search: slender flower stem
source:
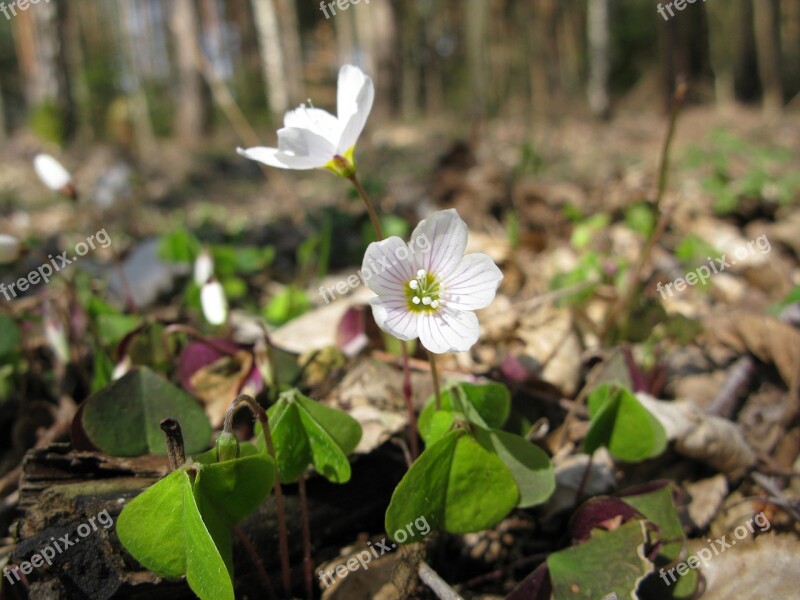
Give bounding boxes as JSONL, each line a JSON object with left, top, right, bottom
{"left": 348, "top": 173, "right": 384, "bottom": 240}
{"left": 160, "top": 419, "right": 186, "bottom": 471}
{"left": 347, "top": 174, "right": 419, "bottom": 458}
{"left": 234, "top": 525, "right": 277, "bottom": 600}
{"left": 298, "top": 475, "right": 313, "bottom": 599}
{"left": 233, "top": 394, "right": 292, "bottom": 595}
{"left": 428, "top": 351, "right": 442, "bottom": 411}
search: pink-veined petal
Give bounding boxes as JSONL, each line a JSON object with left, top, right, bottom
{"left": 369, "top": 295, "right": 419, "bottom": 342}
{"left": 362, "top": 237, "right": 416, "bottom": 296}
{"left": 337, "top": 75, "right": 374, "bottom": 153}
{"left": 236, "top": 146, "right": 317, "bottom": 170}
{"left": 410, "top": 209, "right": 468, "bottom": 279}
{"left": 442, "top": 253, "right": 503, "bottom": 310}
{"left": 283, "top": 106, "right": 341, "bottom": 147}
{"left": 418, "top": 308, "right": 480, "bottom": 354}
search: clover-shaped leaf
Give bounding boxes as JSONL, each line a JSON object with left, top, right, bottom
{"left": 79, "top": 367, "right": 212, "bottom": 456}
{"left": 258, "top": 390, "right": 361, "bottom": 483}
{"left": 418, "top": 382, "right": 510, "bottom": 443}
{"left": 117, "top": 443, "right": 274, "bottom": 599}
{"left": 385, "top": 429, "right": 519, "bottom": 542}
{"left": 585, "top": 383, "right": 667, "bottom": 462}
{"left": 116, "top": 469, "right": 234, "bottom": 600}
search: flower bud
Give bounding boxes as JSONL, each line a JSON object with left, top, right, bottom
{"left": 201, "top": 279, "right": 228, "bottom": 325}
{"left": 215, "top": 431, "right": 240, "bottom": 462}
{"left": 34, "top": 154, "right": 77, "bottom": 199}
{"left": 193, "top": 248, "right": 214, "bottom": 286}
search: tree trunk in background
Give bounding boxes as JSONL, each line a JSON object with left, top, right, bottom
{"left": 465, "top": 0, "right": 489, "bottom": 121}
{"left": 13, "top": 0, "right": 73, "bottom": 140}
{"left": 753, "top": 0, "right": 783, "bottom": 117}
{"left": 275, "top": 0, "right": 304, "bottom": 104}
{"left": 779, "top": 0, "right": 800, "bottom": 99}
{"left": 706, "top": 0, "right": 743, "bottom": 107}
{"left": 0, "top": 79, "right": 6, "bottom": 139}
{"left": 400, "top": 0, "right": 421, "bottom": 119}
{"left": 587, "top": 0, "right": 611, "bottom": 118}
{"left": 63, "top": 1, "right": 92, "bottom": 142}
{"left": 251, "top": 0, "right": 290, "bottom": 118}
{"left": 171, "top": 0, "right": 207, "bottom": 145}
{"left": 354, "top": 0, "right": 397, "bottom": 117}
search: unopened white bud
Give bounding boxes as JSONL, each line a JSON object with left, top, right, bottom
{"left": 201, "top": 280, "right": 228, "bottom": 325}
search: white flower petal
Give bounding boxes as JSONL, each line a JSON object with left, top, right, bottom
{"left": 193, "top": 250, "right": 214, "bottom": 286}
{"left": 418, "top": 308, "right": 480, "bottom": 354}
{"left": 362, "top": 237, "right": 416, "bottom": 296}
{"left": 277, "top": 127, "right": 337, "bottom": 161}
{"left": 443, "top": 253, "right": 503, "bottom": 310}
{"left": 369, "top": 295, "right": 419, "bottom": 341}
{"left": 337, "top": 74, "right": 374, "bottom": 153}
{"left": 236, "top": 146, "right": 312, "bottom": 170}
{"left": 284, "top": 106, "right": 341, "bottom": 147}
{"left": 410, "top": 209, "right": 468, "bottom": 279}
{"left": 0, "top": 234, "right": 21, "bottom": 264}
{"left": 337, "top": 65, "right": 371, "bottom": 121}
{"left": 201, "top": 281, "right": 228, "bottom": 325}
{"left": 34, "top": 154, "right": 72, "bottom": 191}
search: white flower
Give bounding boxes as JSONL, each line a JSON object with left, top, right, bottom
{"left": 362, "top": 209, "right": 503, "bottom": 354}
{"left": 201, "top": 279, "right": 228, "bottom": 326}
{"left": 0, "top": 234, "right": 21, "bottom": 264}
{"left": 33, "top": 154, "right": 76, "bottom": 197}
{"left": 193, "top": 249, "right": 214, "bottom": 286}
{"left": 237, "top": 64, "right": 374, "bottom": 178}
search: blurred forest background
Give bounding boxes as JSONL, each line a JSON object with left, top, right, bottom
{"left": 0, "top": 0, "right": 798, "bottom": 152}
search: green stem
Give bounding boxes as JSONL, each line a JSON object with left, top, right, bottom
{"left": 348, "top": 173, "right": 384, "bottom": 240}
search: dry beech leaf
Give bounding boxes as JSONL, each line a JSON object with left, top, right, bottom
{"left": 189, "top": 350, "right": 253, "bottom": 427}
{"left": 635, "top": 393, "right": 756, "bottom": 474}
{"left": 707, "top": 313, "right": 800, "bottom": 393}
{"left": 694, "top": 534, "right": 800, "bottom": 600}
{"left": 685, "top": 474, "right": 728, "bottom": 530}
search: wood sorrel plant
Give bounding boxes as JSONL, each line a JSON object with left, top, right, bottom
{"left": 117, "top": 407, "right": 275, "bottom": 600}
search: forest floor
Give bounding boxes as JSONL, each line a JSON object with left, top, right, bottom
{"left": 0, "top": 103, "right": 799, "bottom": 599}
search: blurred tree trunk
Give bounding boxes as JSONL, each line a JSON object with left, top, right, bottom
{"left": 465, "top": 0, "right": 489, "bottom": 121}
{"left": 63, "top": 1, "right": 92, "bottom": 142}
{"left": 753, "top": 0, "right": 783, "bottom": 116}
{"left": 13, "top": 1, "right": 73, "bottom": 141}
{"left": 275, "top": 0, "right": 304, "bottom": 104}
{"left": 706, "top": 0, "right": 744, "bottom": 107}
{"left": 251, "top": 0, "right": 290, "bottom": 118}
{"left": 399, "top": 0, "right": 421, "bottom": 119}
{"left": 354, "top": 0, "right": 397, "bottom": 117}
{"left": 0, "top": 79, "right": 6, "bottom": 139}
{"left": 780, "top": 0, "right": 799, "bottom": 98}
{"left": 171, "top": 0, "right": 208, "bottom": 145}
{"left": 587, "top": 0, "right": 610, "bottom": 118}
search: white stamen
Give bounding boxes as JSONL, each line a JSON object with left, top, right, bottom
{"left": 431, "top": 300, "right": 439, "bottom": 309}
{"left": 417, "top": 269, "right": 426, "bottom": 278}
{"left": 412, "top": 297, "right": 421, "bottom": 304}
{"left": 409, "top": 280, "right": 419, "bottom": 290}
{"left": 422, "top": 297, "right": 432, "bottom": 305}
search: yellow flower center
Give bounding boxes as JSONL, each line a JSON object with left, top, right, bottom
{"left": 406, "top": 269, "right": 444, "bottom": 313}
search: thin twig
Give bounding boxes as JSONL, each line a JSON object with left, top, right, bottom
{"left": 418, "top": 562, "right": 464, "bottom": 600}
{"left": 159, "top": 419, "right": 186, "bottom": 472}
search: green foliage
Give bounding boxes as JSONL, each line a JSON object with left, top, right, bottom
{"left": 79, "top": 367, "right": 212, "bottom": 456}
{"left": 117, "top": 443, "right": 274, "bottom": 600}
{"left": 257, "top": 389, "right": 362, "bottom": 484}
{"left": 387, "top": 382, "right": 555, "bottom": 540}
{"left": 29, "top": 101, "right": 66, "bottom": 146}
{"left": 264, "top": 286, "right": 311, "bottom": 326}
{"left": 624, "top": 203, "right": 656, "bottom": 236}
{"left": 585, "top": 383, "right": 666, "bottom": 462}
{"left": 0, "top": 314, "right": 20, "bottom": 358}
{"left": 686, "top": 130, "right": 800, "bottom": 214}
{"left": 547, "top": 519, "right": 653, "bottom": 599}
